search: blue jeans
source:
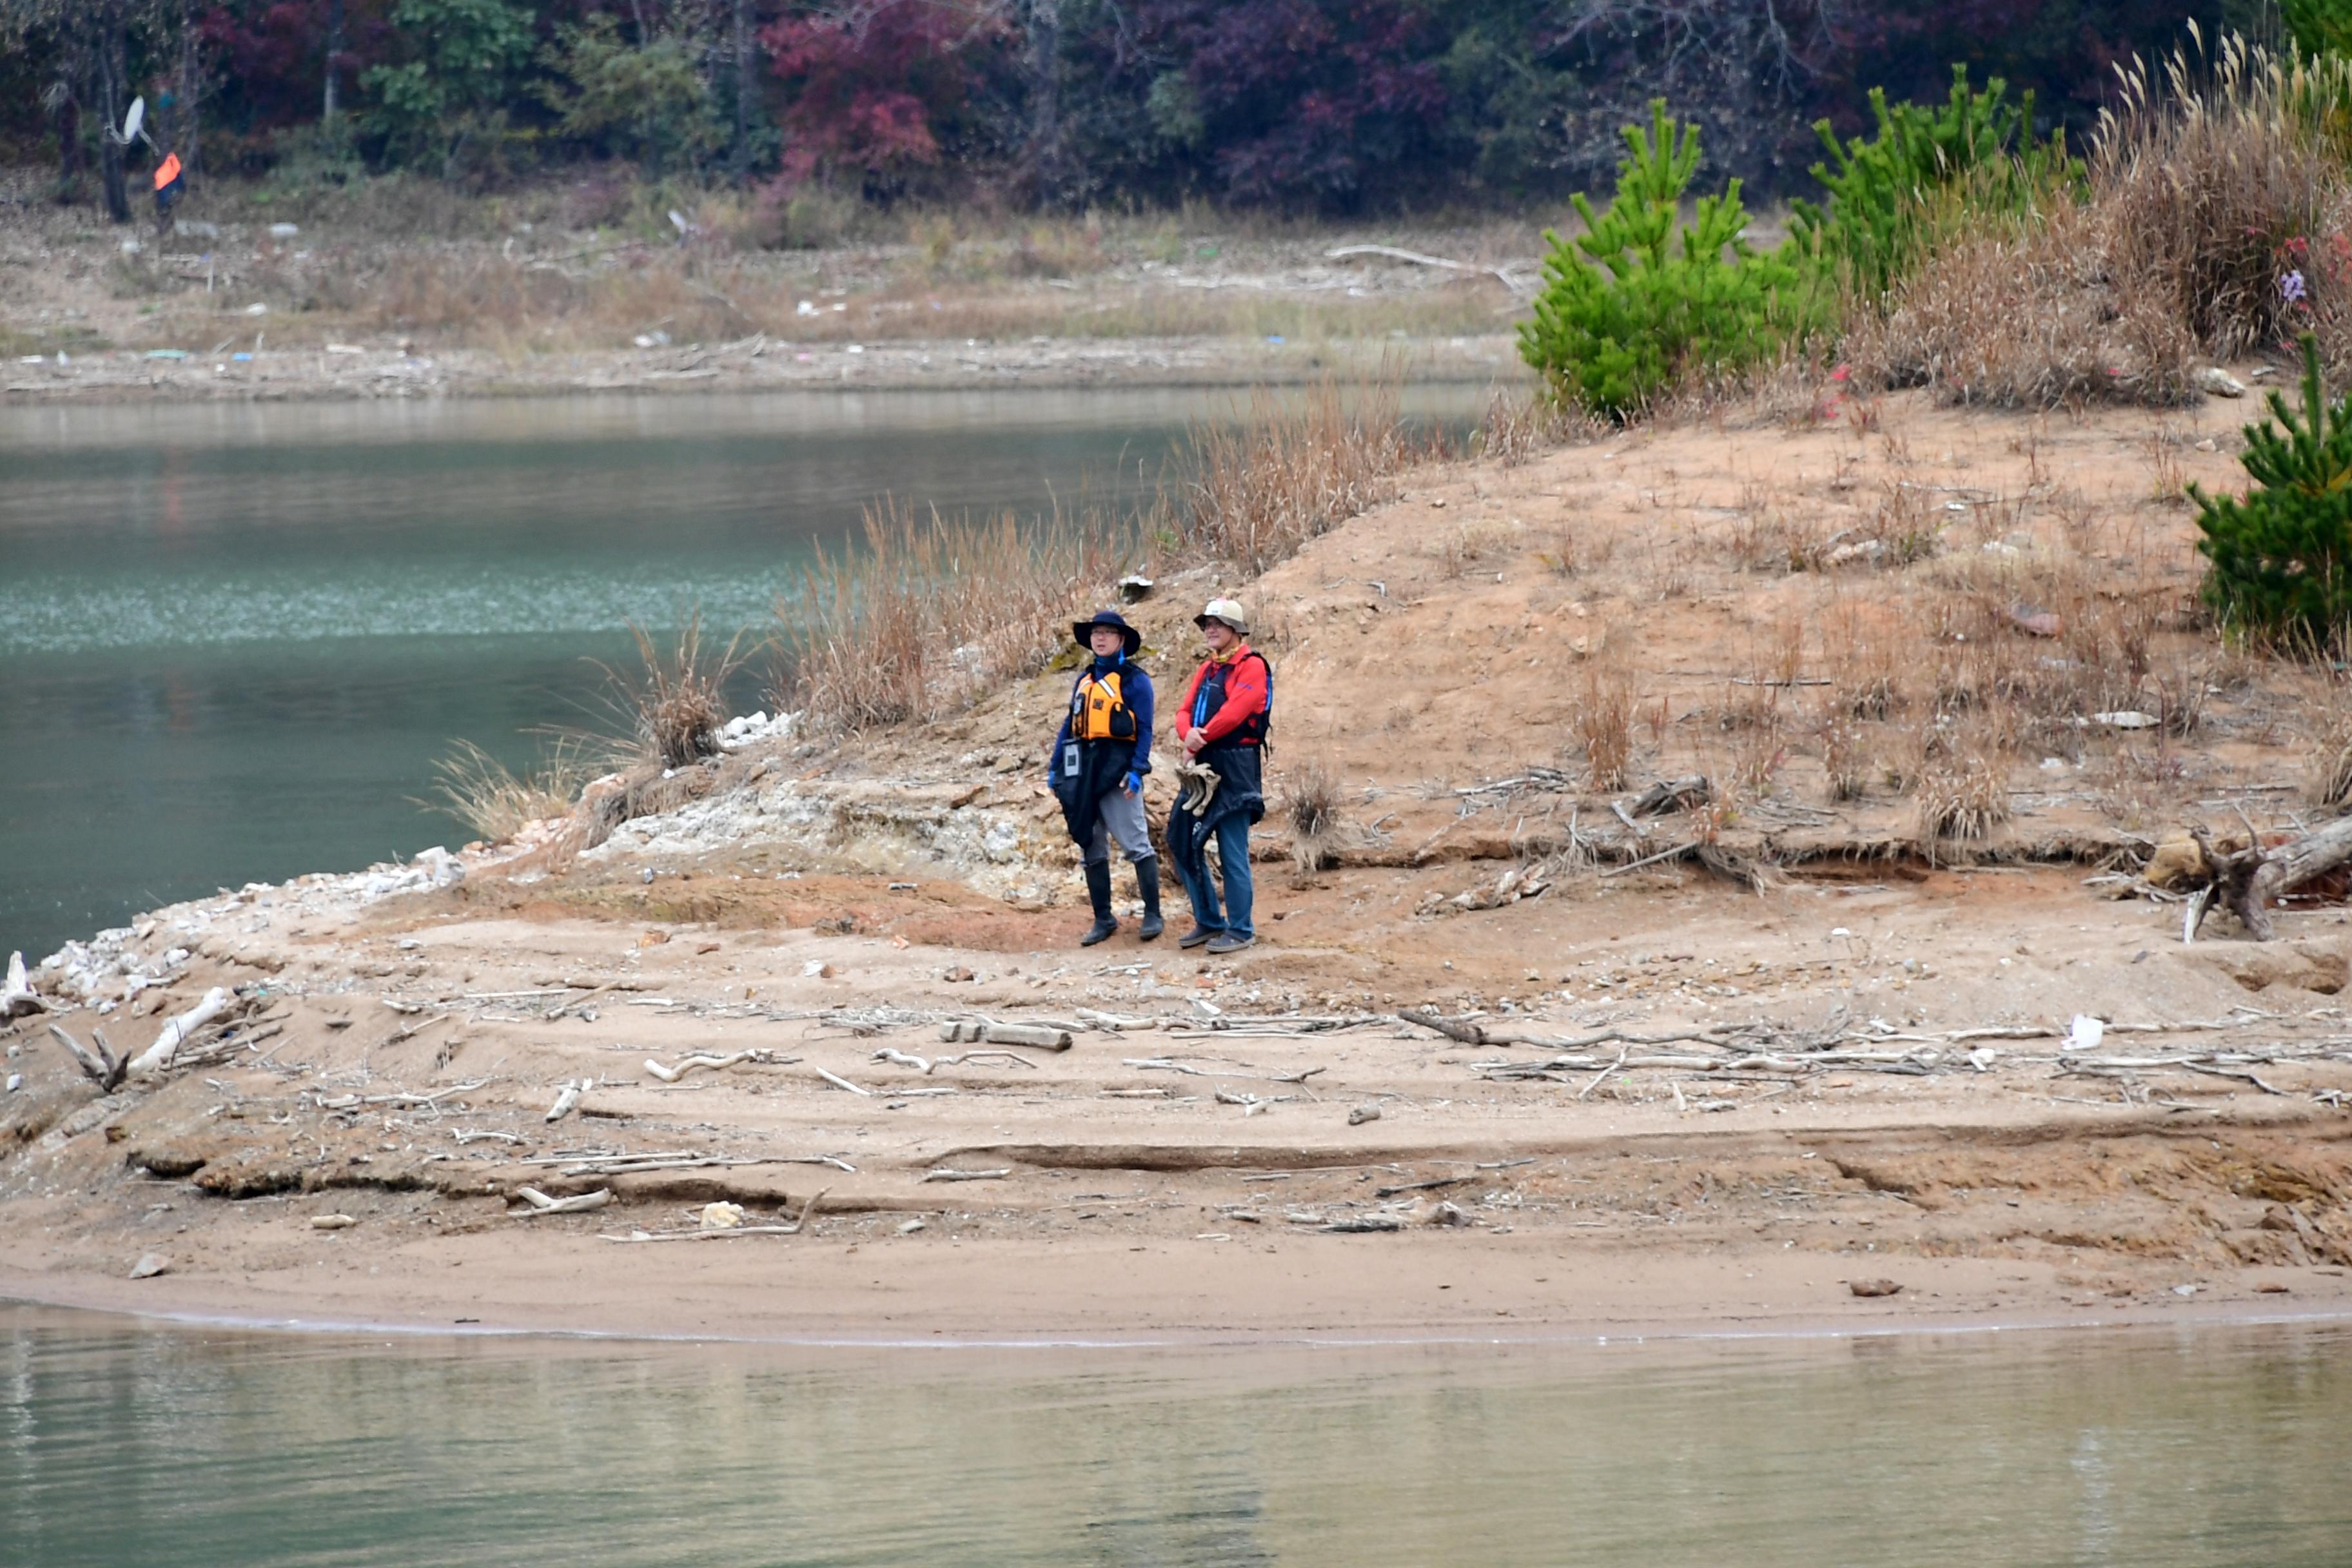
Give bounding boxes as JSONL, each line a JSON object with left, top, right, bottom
{"left": 1175, "top": 812, "right": 1253, "bottom": 938}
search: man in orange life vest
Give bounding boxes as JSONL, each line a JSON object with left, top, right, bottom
{"left": 1169, "top": 598, "right": 1270, "bottom": 955}
{"left": 153, "top": 151, "right": 184, "bottom": 232}
{"left": 1047, "top": 609, "right": 1164, "bottom": 946}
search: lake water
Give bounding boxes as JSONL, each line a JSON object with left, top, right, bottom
{"left": 0, "top": 387, "right": 1473, "bottom": 961}
{"left": 2, "top": 1306, "right": 2348, "bottom": 1566}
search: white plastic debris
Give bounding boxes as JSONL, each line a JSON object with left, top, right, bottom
{"left": 2068, "top": 1015, "right": 2105, "bottom": 1053}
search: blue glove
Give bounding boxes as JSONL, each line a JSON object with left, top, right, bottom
{"left": 1122, "top": 771, "right": 1142, "bottom": 795}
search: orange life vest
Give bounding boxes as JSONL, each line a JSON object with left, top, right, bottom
{"left": 1070, "top": 669, "right": 1137, "bottom": 742}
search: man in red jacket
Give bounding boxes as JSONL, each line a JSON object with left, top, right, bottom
{"left": 1169, "top": 598, "right": 1271, "bottom": 954}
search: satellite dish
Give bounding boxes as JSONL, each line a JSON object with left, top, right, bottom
{"left": 121, "top": 96, "right": 144, "bottom": 146}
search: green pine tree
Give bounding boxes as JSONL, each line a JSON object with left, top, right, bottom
{"left": 2192, "top": 334, "right": 2352, "bottom": 643}
{"left": 1516, "top": 102, "right": 1827, "bottom": 420}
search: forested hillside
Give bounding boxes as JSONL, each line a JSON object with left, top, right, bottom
{"left": 3, "top": 1, "right": 2215, "bottom": 222}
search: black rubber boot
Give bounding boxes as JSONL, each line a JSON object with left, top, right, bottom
{"left": 1080, "top": 860, "right": 1119, "bottom": 946}
{"left": 1133, "top": 856, "right": 1166, "bottom": 940}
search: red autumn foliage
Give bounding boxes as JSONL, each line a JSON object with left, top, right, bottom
{"left": 758, "top": 0, "right": 1008, "bottom": 186}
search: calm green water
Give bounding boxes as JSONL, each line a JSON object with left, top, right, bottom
{"left": 1, "top": 1308, "right": 2348, "bottom": 1566}
{"left": 0, "top": 388, "right": 1472, "bottom": 961}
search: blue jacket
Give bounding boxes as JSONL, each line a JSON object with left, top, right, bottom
{"left": 1049, "top": 652, "right": 1153, "bottom": 784}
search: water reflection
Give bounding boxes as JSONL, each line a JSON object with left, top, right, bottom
{"left": 1, "top": 1309, "right": 2348, "bottom": 1567}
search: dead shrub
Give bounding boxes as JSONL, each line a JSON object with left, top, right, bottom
{"left": 1574, "top": 662, "right": 1636, "bottom": 792}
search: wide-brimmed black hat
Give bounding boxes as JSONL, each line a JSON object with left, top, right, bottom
{"left": 1073, "top": 607, "right": 1142, "bottom": 656}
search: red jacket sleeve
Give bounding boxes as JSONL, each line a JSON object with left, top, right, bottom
{"left": 1195, "top": 654, "right": 1268, "bottom": 745}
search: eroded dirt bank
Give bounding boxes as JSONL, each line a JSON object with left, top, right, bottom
{"left": 9, "top": 385, "right": 2352, "bottom": 1340}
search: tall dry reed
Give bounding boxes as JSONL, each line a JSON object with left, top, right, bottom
{"left": 1181, "top": 375, "right": 1443, "bottom": 575}
{"left": 1850, "top": 30, "right": 2352, "bottom": 406}
{"left": 779, "top": 500, "right": 1128, "bottom": 732}
{"left": 2097, "top": 28, "right": 2352, "bottom": 366}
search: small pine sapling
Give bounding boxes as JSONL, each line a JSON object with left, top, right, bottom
{"left": 1788, "top": 65, "right": 2081, "bottom": 305}
{"left": 1517, "top": 102, "right": 1826, "bottom": 419}
{"left": 2191, "top": 334, "right": 2352, "bottom": 643}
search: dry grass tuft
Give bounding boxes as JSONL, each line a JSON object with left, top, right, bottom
{"left": 1819, "top": 600, "right": 1906, "bottom": 719}
{"left": 1279, "top": 756, "right": 1347, "bottom": 873}
{"left": 1574, "top": 662, "right": 1637, "bottom": 792}
{"left": 1720, "top": 685, "right": 1788, "bottom": 794}
{"left": 1727, "top": 486, "right": 1830, "bottom": 573}
{"left": 1812, "top": 699, "right": 1870, "bottom": 801}
{"left": 1434, "top": 516, "right": 1519, "bottom": 577}
{"left": 780, "top": 500, "right": 1126, "bottom": 732}
{"left": 2309, "top": 674, "right": 2352, "bottom": 808}
{"left": 1853, "top": 34, "right": 2352, "bottom": 407}
{"left": 1914, "top": 731, "right": 2011, "bottom": 858}
{"left": 426, "top": 740, "right": 595, "bottom": 843}
{"left": 609, "top": 616, "right": 743, "bottom": 770}
{"left": 1475, "top": 387, "right": 1597, "bottom": 466}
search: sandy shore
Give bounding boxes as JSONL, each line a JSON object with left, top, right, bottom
{"left": 6, "top": 868, "right": 2350, "bottom": 1344}
{"left": 9, "top": 381, "right": 2352, "bottom": 1341}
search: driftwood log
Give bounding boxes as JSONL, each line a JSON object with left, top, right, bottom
{"left": 3, "top": 952, "right": 44, "bottom": 1019}
{"left": 2190, "top": 819, "right": 2352, "bottom": 941}
{"left": 48, "top": 1023, "right": 129, "bottom": 1090}
{"left": 127, "top": 986, "right": 233, "bottom": 1078}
